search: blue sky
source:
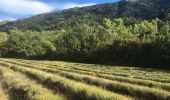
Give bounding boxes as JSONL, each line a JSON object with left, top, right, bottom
{"left": 0, "top": 0, "right": 120, "bottom": 21}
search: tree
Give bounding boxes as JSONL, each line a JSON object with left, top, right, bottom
{"left": 0, "top": 32, "right": 8, "bottom": 57}
{"left": 0, "top": 32, "right": 8, "bottom": 44}
{"left": 7, "top": 29, "right": 56, "bottom": 57}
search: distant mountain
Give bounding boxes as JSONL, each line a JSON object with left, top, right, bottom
{"left": 0, "top": 0, "right": 170, "bottom": 31}
{"left": 0, "top": 20, "right": 10, "bottom": 26}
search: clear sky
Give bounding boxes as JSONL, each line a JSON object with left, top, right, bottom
{"left": 0, "top": 0, "right": 120, "bottom": 21}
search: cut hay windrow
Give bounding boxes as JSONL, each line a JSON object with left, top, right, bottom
{"left": 15, "top": 58, "right": 170, "bottom": 84}
{"left": 1, "top": 63, "right": 133, "bottom": 100}
{"left": 0, "top": 66, "right": 65, "bottom": 100}
{"left": 13, "top": 58, "right": 170, "bottom": 83}
{"left": 1, "top": 59, "right": 170, "bottom": 93}
{"left": 0, "top": 84, "right": 8, "bottom": 100}
{"left": 1, "top": 61, "right": 170, "bottom": 100}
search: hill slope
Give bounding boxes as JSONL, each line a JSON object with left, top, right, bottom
{"left": 0, "top": 20, "right": 10, "bottom": 26}
{"left": 0, "top": 0, "right": 170, "bottom": 31}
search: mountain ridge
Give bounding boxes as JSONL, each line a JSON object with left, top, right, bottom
{"left": 0, "top": 20, "right": 10, "bottom": 25}
{"left": 0, "top": 0, "right": 170, "bottom": 31}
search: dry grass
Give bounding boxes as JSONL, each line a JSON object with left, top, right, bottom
{"left": 0, "top": 58, "right": 170, "bottom": 100}
{"left": 0, "top": 87, "right": 8, "bottom": 100}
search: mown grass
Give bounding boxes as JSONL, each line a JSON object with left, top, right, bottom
{"left": 2, "top": 59, "right": 170, "bottom": 92}
{"left": 19, "top": 59, "right": 170, "bottom": 83}
{"left": 0, "top": 58, "right": 170, "bottom": 100}
{"left": 1, "top": 62, "right": 133, "bottom": 100}
{"left": 12, "top": 58, "right": 170, "bottom": 84}
{"left": 32, "top": 63, "right": 170, "bottom": 92}
{"left": 0, "top": 66, "right": 65, "bottom": 100}
{"left": 0, "top": 85, "right": 8, "bottom": 100}
{"left": 1, "top": 61, "right": 170, "bottom": 100}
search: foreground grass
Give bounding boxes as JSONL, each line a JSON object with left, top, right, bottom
{"left": 0, "top": 85, "right": 8, "bottom": 100}
{"left": 1, "top": 61, "right": 170, "bottom": 100}
{"left": 0, "top": 66, "right": 65, "bottom": 100}
{"left": 2, "top": 62, "right": 133, "bottom": 100}
{"left": 2, "top": 59, "right": 170, "bottom": 92}
{"left": 19, "top": 59, "right": 170, "bottom": 83}
{"left": 29, "top": 62, "right": 170, "bottom": 92}
{"left": 0, "top": 58, "right": 170, "bottom": 100}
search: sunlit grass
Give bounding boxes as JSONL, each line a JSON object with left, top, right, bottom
{"left": 0, "top": 58, "right": 170, "bottom": 100}
{"left": 2, "top": 63, "right": 133, "bottom": 100}
{"left": 0, "top": 86, "right": 8, "bottom": 100}
{"left": 12, "top": 58, "right": 170, "bottom": 83}
{"left": 2, "top": 59, "right": 170, "bottom": 92}
{"left": 1, "top": 60, "right": 170, "bottom": 100}
{"left": 0, "top": 66, "right": 65, "bottom": 100}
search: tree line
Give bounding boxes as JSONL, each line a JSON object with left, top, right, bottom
{"left": 0, "top": 15, "right": 170, "bottom": 69}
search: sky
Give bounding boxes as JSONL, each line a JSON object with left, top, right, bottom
{"left": 0, "top": 0, "right": 120, "bottom": 21}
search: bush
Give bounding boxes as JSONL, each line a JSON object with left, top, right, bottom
{"left": 7, "top": 29, "right": 56, "bottom": 58}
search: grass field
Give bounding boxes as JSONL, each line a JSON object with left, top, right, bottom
{"left": 0, "top": 58, "right": 170, "bottom": 100}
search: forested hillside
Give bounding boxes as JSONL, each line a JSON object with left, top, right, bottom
{"left": 0, "top": 0, "right": 170, "bottom": 69}
{"left": 0, "top": 20, "right": 10, "bottom": 26}
{"left": 0, "top": 0, "right": 170, "bottom": 31}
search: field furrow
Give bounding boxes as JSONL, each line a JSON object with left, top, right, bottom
{"left": 0, "top": 66, "right": 65, "bottom": 100}
{"left": 13, "top": 59, "right": 170, "bottom": 83}
{"left": 0, "top": 58, "right": 170, "bottom": 100}
{"left": 1, "top": 60, "right": 170, "bottom": 100}
{"left": 1, "top": 59, "right": 170, "bottom": 93}
{"left": 0, "top": 62, "right": 133, "bottom": 100}
{"left": 0, "top": 85, "right": 8, "bottom": 100}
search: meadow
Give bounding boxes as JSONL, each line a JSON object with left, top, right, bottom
{"left": 0, "top": 58, "right": 170, "bottom": 100}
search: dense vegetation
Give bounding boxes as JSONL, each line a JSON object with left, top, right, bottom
{"left": 0, "top": 0, "right": 170, "bottom": 69}
{"left": 0, "top": 58, "right": 170, "bottom": 100}
{"left": 1, "top": 16, "right": 170, "bottom": 69}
